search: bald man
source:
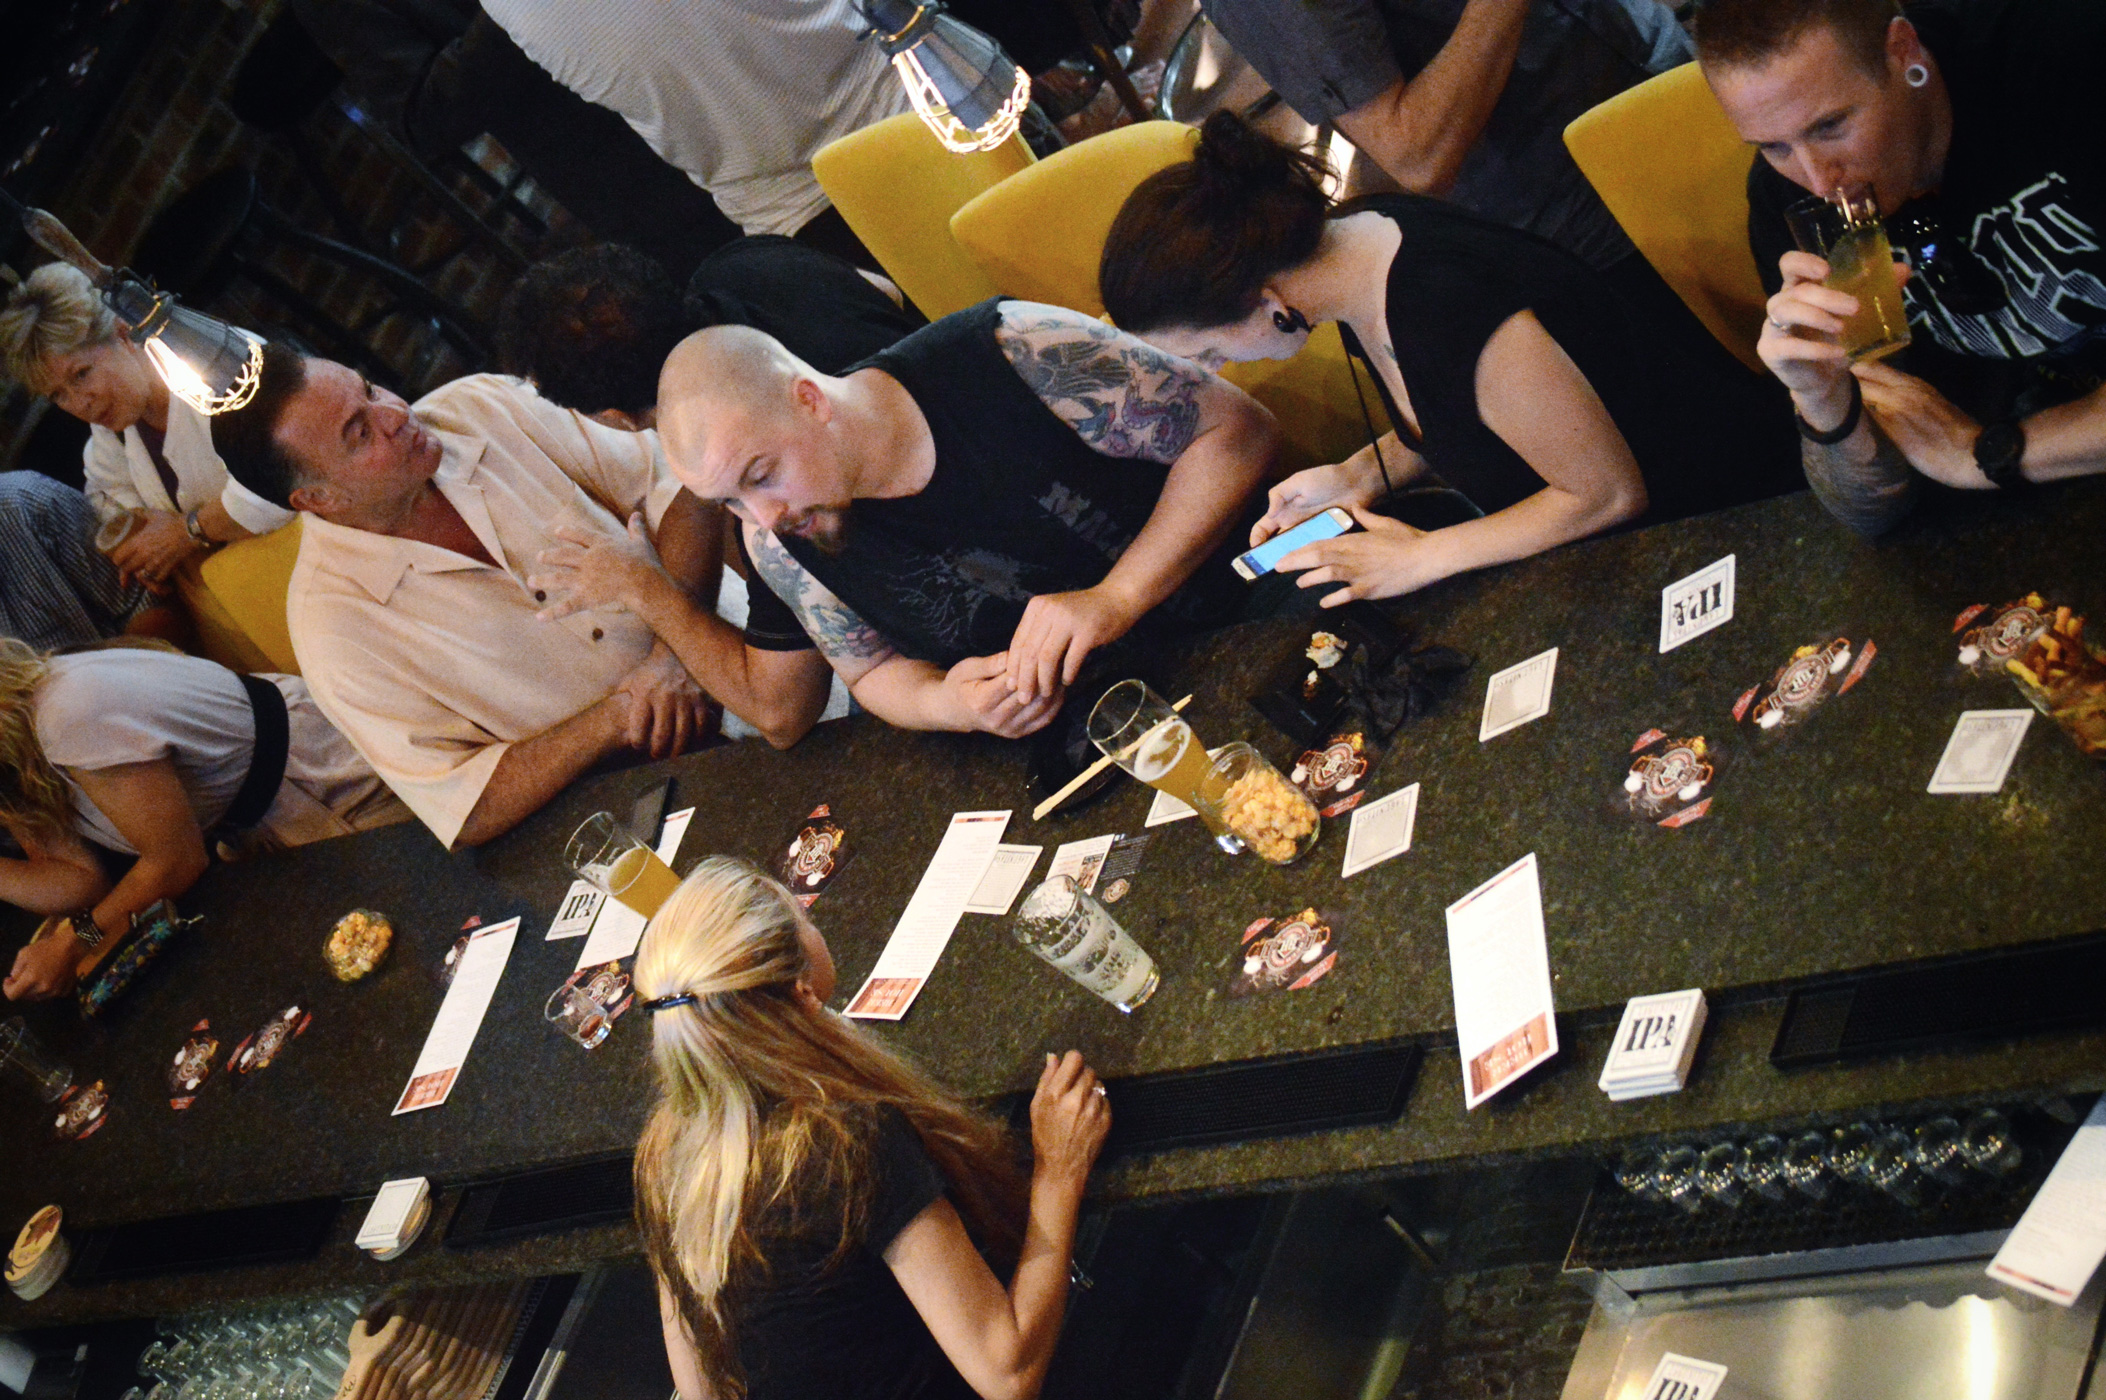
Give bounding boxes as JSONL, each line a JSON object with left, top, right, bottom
{"left": 538, "top": 299, "right": 1280, "bottom": 739}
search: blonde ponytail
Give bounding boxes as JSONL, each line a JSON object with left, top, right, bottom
{"left": 632, "top": 857, "right": 1025, "bottom": 1399}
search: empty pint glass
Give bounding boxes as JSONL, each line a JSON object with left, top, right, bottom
{"left": 565, "top": 812, "right": 680, "bottom": 918}
{"left": 1087, "top": 680, "right": 1241, "bottom": 852}
{"left": 1786, "top": 184, "right": 1911, "bottom": 362}
{"left": 1012, "top": 875, "right": 1159, "bottom": 1012}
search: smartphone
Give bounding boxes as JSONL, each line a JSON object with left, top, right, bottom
{"left": 1233, "top": 507, "right": 1358, "bottom": 581}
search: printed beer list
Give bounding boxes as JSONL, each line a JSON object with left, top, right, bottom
{"left": 846, "top": 811, "right": 1011, "bottom": 1021}
{"left": 1444, "top": 853, "right": 1560, "bottom": 1109}
{"left": 393, "top": 917, "right": 518, "bottom": 1115}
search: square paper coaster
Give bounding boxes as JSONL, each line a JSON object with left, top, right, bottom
{"left": 1928, "top": 709, "right": 2034, "bottom": 793}
{"left": 1342, "top": 784, "right": 1419, "bottom": 878}
{"left": 1480, "top": 648, "right": 1558, "bottom": 742}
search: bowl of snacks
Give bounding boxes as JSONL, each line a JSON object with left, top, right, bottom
{"left": 1199, "top": 742, "right": 1321, "bottom": 865}
{"left": 325, "top": 909, "right": 394, "bottom": 982}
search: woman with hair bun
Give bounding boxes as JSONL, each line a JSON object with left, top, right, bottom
{"left": 633, "top": 856, "right": 1109, "bottom": 1400}
{"left": 1101, "top": 112, "right": 1793, "bottom": 606}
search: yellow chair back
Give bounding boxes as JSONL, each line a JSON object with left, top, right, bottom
{"left": 1219, "top": 325, "right": 1388, "bottom": 474}
{"left": 198, "top": 517, "right": 304, "bottom": 675}
{"left": 1565, "top": 62, "right": 1769, "bottom": 374}
{"left": 811, "top": 113, "right": 1035, "bottom": 321}
{"left": 950, "top": 120, "right": 1200, "bottom": 317}
{"left": 950, "top": 122, "right": 1384, "bottom": 472}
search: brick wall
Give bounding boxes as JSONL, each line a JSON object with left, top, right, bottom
{"left": 3, "top": 0, "right": 583, "bottom": 476}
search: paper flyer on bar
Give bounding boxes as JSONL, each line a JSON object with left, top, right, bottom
{"left": 392, "top": 917, "right": 519, "bottom": 1115}
{"left": 1988, "top": 1096, "right": 2106, "bottom": 1304}
{"left": 1445, "top": 852, "right": 1559, "bottom": 1109}
{"left": 846, "top": 810, "right": 1011, "bottom": 1021}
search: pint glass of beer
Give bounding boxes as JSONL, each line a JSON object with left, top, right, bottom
{"left": 1086, "top": 680, "right": 1242, "bottom": 852}
{"left": 1786, "top": 184, "right": 1911, "bottom": 363}
{"left": 1013, "top": 874, "right": 1159, "bottom": 1012}
{"left": 565, "top": 811, "right": 680, "bottom": 917}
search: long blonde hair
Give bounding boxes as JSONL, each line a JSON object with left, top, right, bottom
{"left": 633, "top": 857, "right": 1026, "bottom": 1399}
{"left": 0, "top": 640, "right": 70, "bottom": 842}
{"left": 0, "top": 263, "right": 118, "bottom": 396}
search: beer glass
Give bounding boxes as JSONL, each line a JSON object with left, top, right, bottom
{"left": 1012, "top": 874, "right": 1160, "bottom": 1012}
{"left": 1786, "top": 184, "right": 1911, "bottom": 362}
{"left": 0, "top": 1016, "right": 73, "bottom": 1103}
{"left": 93, "top": 508, "right": 146, "bottom": 557}
{"left": 564, "top": 812, "right": 679, "bottom": 918}
{"left": 1087, "top": 680, "right": 1240, "bottom": 851}
{"left": 545, "top": 981, "right": 617, "bottom": 1049}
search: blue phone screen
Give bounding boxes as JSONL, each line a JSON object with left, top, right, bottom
{"left": 1238, "top": 512, "right": 1350, "bottom": 576}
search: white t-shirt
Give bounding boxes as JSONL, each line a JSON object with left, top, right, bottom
{"left": 33, "top": 650, "right": 405, "bottom": 853}
{"left": 479, "top": 0, "right": 910, "bottom": 236}
{"left": 82, "top": 397, "right": 295, "bottom": 537}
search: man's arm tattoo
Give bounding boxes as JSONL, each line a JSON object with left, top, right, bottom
{"left": 1802, "top": 423, "right": 1919, "bottom": 538}
{"left": 746, "top": 527, "right": 894, "bottom": 665}
{"left": 995, "top": 305, "right": 1208, "bottom": 462}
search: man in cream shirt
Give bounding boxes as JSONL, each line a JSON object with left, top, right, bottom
{"left": 211, "top": 344, "right": 718, "bottom": 848}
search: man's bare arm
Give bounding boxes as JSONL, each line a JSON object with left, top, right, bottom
{"left": 994, "top": 302, "right": 1280, "bottom": 698}
{"left": 452, "top": 697, "right": 629, "bottom": 848}
{"left": 1333, "top": 0, "right": 1532, "bottom": 197}
{"left": 650, "top": 488, "right": 724, "bottom": 612}
{"left": 1795, "top": 376, "right": 1920, "bottom": 537}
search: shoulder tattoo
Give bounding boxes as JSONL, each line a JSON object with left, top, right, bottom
{"left": 995, "top": 305, "right": 1207, "bottom": 462}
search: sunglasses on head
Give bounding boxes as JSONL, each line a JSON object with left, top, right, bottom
{"left": 1885, "top": 206, "right": 2009, "bottom": 318}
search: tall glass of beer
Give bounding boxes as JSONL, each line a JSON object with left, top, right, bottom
{"left": 1786, "top": 184, "right": 1911, "bottom": 363}
{"left": 1086, "top": 680, "right": 1243, "bottom": 853}
{"left": 565, "top": 811, "right": 680, "bottom": 918}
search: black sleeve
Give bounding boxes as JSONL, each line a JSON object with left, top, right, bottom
{"left": 1747, "top": 158, "right": 1797, "bottom": 299}
{"left": 866, "top": 1109, "right": 948, "bottom": 1252}
{"left": 736, "top": 529, "right": 818, "bottom": 653}
{"left": 684, "top": 236, "right": 925, "bottom": 376}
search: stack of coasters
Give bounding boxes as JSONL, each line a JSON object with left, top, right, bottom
{"left": 356, "top": 1177, "right": 432, "bottom": 1261}
{"left": 1599, "top": 989, "right": 1706, "bottom": 1101}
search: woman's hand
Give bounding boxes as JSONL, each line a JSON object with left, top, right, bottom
{"left": 4, "top": 926, "right": 84, "bottom": 1001}
{"left": 1276, "top": 504, "right": 1445, "bottom": 606}
{"left": 109, "top": 510, "right": 203, "bottom": 590}
{"left": 1251, "top": 455, "right": 1388, "bottom": 545}
{"left": 1030, "top": 1050, "right": 1110, "bottom": 1189}
{"left": 530, "top": 513, "right": 666, "bottom": 620}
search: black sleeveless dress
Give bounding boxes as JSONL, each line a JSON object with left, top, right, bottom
{"left": 1343, "top": 193, "right": 1763, "bottom": 525}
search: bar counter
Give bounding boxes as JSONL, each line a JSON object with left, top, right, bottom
{"left": 5, "top": 480, "right": 2102, "bottom": 1326}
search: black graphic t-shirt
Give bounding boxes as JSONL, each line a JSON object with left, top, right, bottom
{"left": 745, "top": 300, "right": 1247, "bottom": 668}
{"left": 1750, "top": 0, "right": 2106, "bottom": 420}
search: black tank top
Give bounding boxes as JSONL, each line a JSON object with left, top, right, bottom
{"left": 1342, "top": 194, "right": 1728, "bottom": 525}
{"left": 776, "top": 299, "right": 1241, "bottom": 667}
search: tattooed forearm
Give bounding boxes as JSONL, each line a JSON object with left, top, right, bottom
{"left": 1802, "top": 422, "right": 1919, "bottom": 538}
{"left": 746, "top": 527, "right": 894, "bottom": 664}
{"left": 996, "top": 303, "right": 1208, "bottom": 462}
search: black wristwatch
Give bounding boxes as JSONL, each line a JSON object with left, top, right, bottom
{"left": 1973, "top": 418, "right": 2027, "bottom": 488}
{"left": 69, "top": 907, "right": 107, "bottom": 949}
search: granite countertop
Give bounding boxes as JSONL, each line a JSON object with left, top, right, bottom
{"left": 3, "top": 480, "right": 2101, "bottom": 1325}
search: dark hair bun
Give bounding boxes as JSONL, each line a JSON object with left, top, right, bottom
{"left": 1190, "top": 110, "right": 1327, "bottom": 206}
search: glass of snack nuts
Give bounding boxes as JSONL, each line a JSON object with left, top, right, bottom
{"left": 1197, "top": 743, "right": 1321, "bottom": 865}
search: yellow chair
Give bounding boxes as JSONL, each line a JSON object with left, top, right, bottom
{"left": 949, "top": 122, "right": 1385, "bottom": 471}
{"left": 1218, "top": 324, "right": 1389, "bottom": 474}
{"left": 197, "top": 517, "right": 305, "bottom": 675}
{"left": 950, "top": 120, "right": 1200, "bottom": 317}
{"left": 1564, "top": 62, "right": 1769, "bottom": 374}
{"left": 811, "top": 113, "right": 1035, "bottom": 321}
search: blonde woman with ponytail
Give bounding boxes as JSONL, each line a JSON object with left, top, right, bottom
{"left": 633, "top": 857, "right": 1110, "bottom": 1400}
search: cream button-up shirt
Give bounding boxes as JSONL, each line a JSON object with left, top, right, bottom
{"left": 286, "top": 374, "right": 682, "bottom": 848}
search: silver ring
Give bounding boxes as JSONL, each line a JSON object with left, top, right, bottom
{"left": 1767, "top": 314, "right": 1790, "bottom": 332}
{"left": 1093, "top": 1085, "right": 1107, "bottom": 1098}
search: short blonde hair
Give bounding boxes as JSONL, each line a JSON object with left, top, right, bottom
{"left": 0, "top": 263, "right": 118, "bottom": 396}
